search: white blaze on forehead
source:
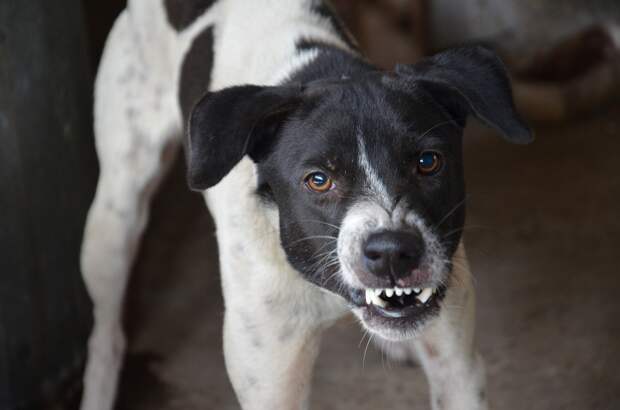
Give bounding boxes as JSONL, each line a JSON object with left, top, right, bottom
{"left": 357, "top": 129, "right": 391, "bottom": 208}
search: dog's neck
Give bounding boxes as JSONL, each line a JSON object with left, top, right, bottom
{"left": 284, "top": 41, "right": 376, "bottom": 86}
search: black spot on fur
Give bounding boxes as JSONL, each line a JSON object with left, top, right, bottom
{"left": 246, "top": 376, "right": 258, "bottom": 388}
{"left": 238, "top": 311, "right": 263, "bottom": 349}
{"left": 179, "top": 25, "right": 214, "bottom": 125}
{"left": 251, "top": 336, "right": 262, "bottom": 349}
{"left": 126, "top": 107, "right": 138, "bottom": 120}
{"left": 279, "top": 321, "right": 297, "bottom": 342}
{"left": 165, "top": 0, "right": 216, "bottom": 31}
{"left": 436, "top": 394, "right": 445, "bottom": 409}
{"left": 232, "top": 243, "right": 245, "bottom": 253}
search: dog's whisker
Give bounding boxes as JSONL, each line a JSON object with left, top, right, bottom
{"left": 362, "top": 333, "right": 375, "bottom": 369}
{"left": 379, "top": 339, "right": 387, "bottom": 373}
{"left": 433, "top": 195, "right": 470, "bottom": 230}
{"left": 290, "top": 235, "right": 338, "bottom": 245}
{"left": 442, "top": 303, "right": 465, "bottom": 311}
{"left": 358, "top": 329, "right": 369, "bottom": 349}
{"left": 309, "top": 249, "right": 339, "bottom": 271}
{"left": 311, "top": 246, "right": 338, "bottom": 257}
{"left": 309, "top": 250, "right": 338, "bottom": 267}
{"left": 309, "top": 240, "right": 336, "bottom": 258}
{"left": 416, "top": 120, "right": 458, "bottom": 140}
{"left": 299, "top": 219, "right": 341, "bottom": 231}
{"left": 441, "top": 224, "right": 491, "bottom": 241}
{"left": 320, "top": 270, "right": 341, "bottom": 288}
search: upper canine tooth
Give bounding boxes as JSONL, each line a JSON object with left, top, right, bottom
{"left": 370, "top": 293, "right": 387, "bottom": 307}
{"left": 365, "top": 289, "right": 372, "bottom": 304}
{"left": 417, "top": 288, "right": 433, "bottom": 304}
{"left": 384, "top": 288, "right": 394, "bottom": 297}
{"left": 394, "top": 287, "right": 403, "bottom": 296}
{"left": 404, "top": 288, "right": 413, "bottom": 295}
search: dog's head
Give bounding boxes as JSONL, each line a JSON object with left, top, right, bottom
{"left": 187, "top": 46, "right": 532, "bottom": 340}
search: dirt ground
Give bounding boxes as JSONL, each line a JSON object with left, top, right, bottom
{"left": 112, "top": 100, "right": 620, "bottom": 410}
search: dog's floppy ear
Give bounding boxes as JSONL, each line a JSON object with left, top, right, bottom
{"left": 186, "top": 85, "right": 302, "bottom": 191}
{"left": 396, "top": 46, "right": 533, "bottom": 144}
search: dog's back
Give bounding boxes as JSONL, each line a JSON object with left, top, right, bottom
{"left": 104, "top": 0, "right": 352, "bottom": 127}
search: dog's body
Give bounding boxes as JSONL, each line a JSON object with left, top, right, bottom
{"left": 81, "top": 1, "right": 531, "bottom": 409}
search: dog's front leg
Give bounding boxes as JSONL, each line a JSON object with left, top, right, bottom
{"left": 224, "top": 308, "right": 323, "bottom": 410}
{"left": 219, "top": 258, "right": 344, "bottom": 410}
{"left": 414, "top": 256, "right": 488, "bottom": 410}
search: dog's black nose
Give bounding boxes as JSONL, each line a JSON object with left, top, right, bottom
{"left": 363, "top": 230, "right": 425, "bottom": 280}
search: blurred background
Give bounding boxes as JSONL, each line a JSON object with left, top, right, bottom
{"left": 1, "top": 0, "right": 619, "bottom": 409}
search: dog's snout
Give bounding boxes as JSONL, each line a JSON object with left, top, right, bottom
{"left": 363, "top": 231, "right": 424, "bottom": 280}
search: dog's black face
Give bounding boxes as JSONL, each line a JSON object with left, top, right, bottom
{"left": 187, "top": 46, "right": 532, "bottom": 339}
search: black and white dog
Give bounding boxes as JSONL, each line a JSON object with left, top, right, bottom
{"left": 80, "top": 0, "right": 532, "bottom": 409}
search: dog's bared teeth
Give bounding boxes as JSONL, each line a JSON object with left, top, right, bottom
{"left": 394, "top": 287, "right": 403, "bottom": 296}
{"left": 416, "top": 288, "right": 433, "bottom": 304}
{"left": 384, "top": 288, "right": 394, "bottom": 298}
{"left": 374, "top": 295, "right": 387, "bottom": 307}
{"left": 365, "top": 289, "right": 387, "bottom": 307}
{"left": 370, "top": 291, "right": 386, "bottom": 307}
{"left": 403, "top": 288, "right": 413, "bottom": 295}
{"left": 413, "top": 287, "right": 421, "bottom": 293}
{"left": 374, "top": 289, "right": 382, "bottom": 296}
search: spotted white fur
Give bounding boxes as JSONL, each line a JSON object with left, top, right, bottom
{"left": 80, "top": 1, "right": 487, "bottom": 409}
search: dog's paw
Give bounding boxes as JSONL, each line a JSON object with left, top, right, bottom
{"left": 373, "top": 337, "right": 420, "bottom": 367}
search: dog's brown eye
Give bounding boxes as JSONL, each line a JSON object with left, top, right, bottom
{"left": 305, "top": 172, "right": 333, "bottom": 193}
{"left": 417, "top": 151, "right": 442, "bottom": 175}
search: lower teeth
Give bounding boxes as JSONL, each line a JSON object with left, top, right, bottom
{"left": 365, "top": 287, "right": 436, "bottom": 308}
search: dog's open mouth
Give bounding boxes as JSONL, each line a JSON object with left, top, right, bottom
{"left": 362, "top": 286, "right": 446, "bottom": 318}
{"left": 349, "top": 285, "right": 447, "bottom": 333}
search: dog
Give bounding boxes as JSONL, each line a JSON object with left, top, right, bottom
{"left": 79, "top": 1, "right": 532, "bottom": 409}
